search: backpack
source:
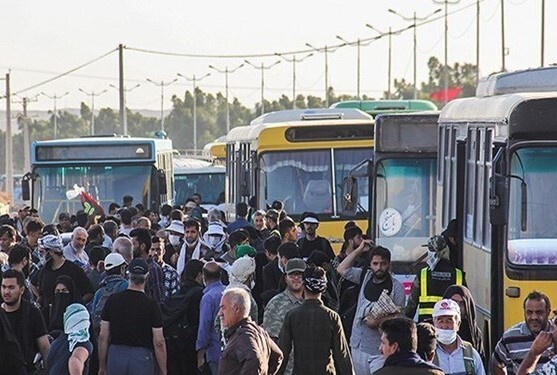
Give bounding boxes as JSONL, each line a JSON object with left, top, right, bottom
{"left": 92, "top": 279, "right": 127, "bottom": 336}
{"left": 338, "top": 267, "right": 368, "bottom": 340}
{"left": 161, "top": 287, "right": 200, "bottom": 346}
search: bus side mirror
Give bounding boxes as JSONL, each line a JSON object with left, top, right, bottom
{"left": 22, "top": 173, "right": 31, "bottom": 201}
{"left": 158, "top": 169, "right": 167, "bottom": 195}
{"left": 490, "top": 173, "right": 508, "bottom": 225}
{"left": 341, "top": 176, "right": 358, "bottom": 217}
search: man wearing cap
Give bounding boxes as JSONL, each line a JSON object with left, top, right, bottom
{"left": 432, "top": 299, "right": 485, "bottom": 375}
{"left": 203, "top": 221, "right": 229, "bottom": 259}
{"left": 406, "top": 235, "right": 467, "bottom": 322}
{"left": 31, "top": 234, "right": 94, "bottom": 309}
{"left": 90, "top": 252, "right": 128, "bottom": 335}
{"left": 278, "top": 264, "right": 353, "bottom": 374}
{"left": 164, "top": 219, "right": 185, "bottom": 268}
{"left": 262, "top": 258, "right": 306, "bottom": 375}
{"left": 297, "top": 212, "right": 335, "bottom": 260}
{"left": 98, "top": 258, "right": 167, "bottom": 375}
{"left": 13, "top": 205, "right": 30, "bottom": 236}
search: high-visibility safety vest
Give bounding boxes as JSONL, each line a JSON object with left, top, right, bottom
{"left": 417, "top": 266, "right": 463, "bottom": 321}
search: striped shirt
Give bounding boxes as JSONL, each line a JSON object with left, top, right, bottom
{"left": 493, "top": 321, "right": 553, "bottom": 373}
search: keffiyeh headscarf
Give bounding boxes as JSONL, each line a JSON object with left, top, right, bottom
{"left": 303, "top": 275, "right": 328, "bottom": 294}
{"left": 63, "top": 303, "right": 90, "bottom": 352}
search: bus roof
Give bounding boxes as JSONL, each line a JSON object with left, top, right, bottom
{"left": 32, "top": 136, "right": 173, "bottom": 150}
{"left": 249, "top": 108, "right": 371, "bottom": 125}
{"left": 439, "top": 91, "right": 557, "bottom": 123}
{"left": 226, "top": 109, "right": 373, "bottom": 143}
{"left": 476, "top": 66, "right": 557, "bottom": 97}
{"left": 330, "top": 100, "right": 438, "bottom": 115}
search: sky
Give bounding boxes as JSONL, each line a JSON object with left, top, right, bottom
{"left": 0, "top": 0, "right": 555, "bottom": 114}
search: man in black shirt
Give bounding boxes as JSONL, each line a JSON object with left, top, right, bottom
{"left": 98, "top": 258, "right": 167, "bottom": 375}
{"left": 1, "top": 269, "right": 50, "bottom": 374}
{"left": 296, "top": 212, "right": 335, "bottom": 260}
{"left": 30, "top": 234, "right": 94, "bottom": 309}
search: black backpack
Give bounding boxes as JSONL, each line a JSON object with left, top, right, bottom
{"left": 161, "top": 287, "right": 200, "bottom": 345}
{"left": 338, "top": 268, "right": 368, "bottom": 340}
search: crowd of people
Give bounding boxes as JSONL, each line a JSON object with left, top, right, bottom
{"left": 0, "top": 196, "right": 556, "bottom": 375}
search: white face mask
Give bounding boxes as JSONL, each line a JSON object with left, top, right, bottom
{"left": 168, "top": 234, "right": 181, "bottom": 247}
{"left": 435, "top": 328, "right": 457, "bottom": 345}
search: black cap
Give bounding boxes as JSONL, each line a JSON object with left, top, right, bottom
{"left": 128, "top": 258, "right": 149, "bottom": 275}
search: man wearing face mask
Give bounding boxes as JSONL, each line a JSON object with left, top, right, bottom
{"left": 432, "top": 299, "right": 485, "bottom": 375}
{"left": 203, "top": 222, "right": 229, "bottom": 260}
{"left": 226, "top": 256, "right": 259, "bottom": 322}
{"left": 164, "top": 220, "right": 185, "bottom": 268}
{"left": 406, "top": 235, "right": 467, "bottom": 322}
{"left": 175, "top": 219, "right": 210, "bottom": 275}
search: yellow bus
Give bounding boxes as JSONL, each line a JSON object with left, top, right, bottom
{"left": 203, "top": 136, "right": 227, "bottom": 165}
{"left": 436, "top": 66, "right": 557, "bottom": 352}
{"left": 225, "top": 109, "right": 374, "bottom": 248}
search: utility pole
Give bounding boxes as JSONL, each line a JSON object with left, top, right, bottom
{"left": 41, "top": 91, "right": 69, "bottom": 139}
{"left": 336, "top": 36, "right": 364, "bottom": 99}
{"left": 244, "top": 60, "right": 281, "bottom": 116}
{"left": 388, "top": 8, "right": 441, "bottom": 99}
{"left": 79, "top": 88, "right": 108, "bottom": 135}
{"left": 306, "top": 43, "right": 335, "bottom": 107}
{"left": 146, "top": 78, "right": 178, "bottom": 131}
{"left": 209, "top": 63, "right": 244, "bottom": 133}
{"left": 2, "top": 73, "right": 13, "bottom": 204}
{"left": 275, "top": 53, "right": 313, "bottom": 109}
{"left": 432, "top": 0, "right": 461, "bottom": 103}
{"left": 118, "top": 44, "right": 127, "bottom": 135}
{"left": 110, "top": 83, "right": 140, "bottom": 134}
{"left": 13, "top": 95, "right": 38, "bottom": 172}
{"left": 177, "top": 72, "right": 211, "bottom": 151}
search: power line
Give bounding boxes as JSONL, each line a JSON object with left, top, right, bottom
{"left": 13, "top": 47, "right": 117, "bottom": 96}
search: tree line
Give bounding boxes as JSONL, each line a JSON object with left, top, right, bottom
{"left": 0, "top": 57, "right": 478, "bottom": 175}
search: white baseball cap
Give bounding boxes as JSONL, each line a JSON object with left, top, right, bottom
{"left": 104, "top": 253, "right": 126, "bottom": 271}
{"left": 432, "top": 299, "right": 461, "bottom": 318}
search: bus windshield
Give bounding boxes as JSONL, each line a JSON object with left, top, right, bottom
{"left": 174, "top": 172, "right": 225, "bottom": 207}
{"left": 33, "top": 164, "right": 152, "bottom": 223}
{"left": 508, "top": 147, "right": 557, "bottom": 265}
{"left": 375, "top": 158, "right": 437, "bottom": 264}
{"left": 259, "top": 149, "right": 371, "bottom": 218}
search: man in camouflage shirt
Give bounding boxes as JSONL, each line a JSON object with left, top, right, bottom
{"left": 262, "top": 258, "right": 306, "bottom": 375}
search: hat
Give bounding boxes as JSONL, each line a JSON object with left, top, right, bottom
{"left": 104, "top": 253, "right": 126, "bottom": 271}
{"left": 285, "top": 258, "right": 307, "bottom": 274}
{"left": 165, "top": 220, "right": 185, "bottom": 235}
{"left": 301, "top": 214, "right": 319, "bottom": 224}
{"left": 228, "top": 229, "right": 249, "bottom": 246}
{"left": 230, "top": 256, "right": 256, "bottom": 283}
{"left": 17, "top": 204, "right": 30, "bottom": 212}
{"left": 128, "top": 258, "right": 149, "bottom": 275}
{"left": 38, "top": 234, "right": 63, "bottom": 253}
{"left": 432, "top": 299, "right": 461, "bottom": 318}
{"left": 58, "top": 212, "right": 71, "bottom": 221}
{"left": 205, "top": 222, "right": 225, "bottom": 236}
{"left": 235, "top": 244, "right": 257, "bottom": 258}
